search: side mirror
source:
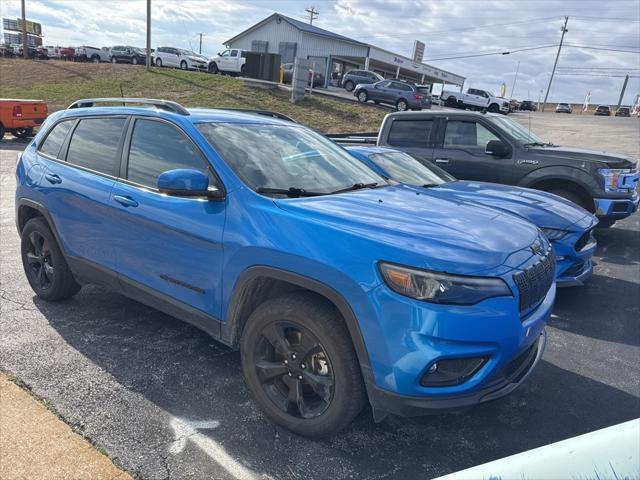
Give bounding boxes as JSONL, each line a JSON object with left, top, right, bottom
{"left": 485, "top": 140, "right": 510, "bottom": 157}
{"left": 217, "top": 52, "right": 222, "bottom": 56}
{"left": 157, "top": 169, "right": 223, "bottom": 199}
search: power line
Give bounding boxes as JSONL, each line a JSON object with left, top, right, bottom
{"left": 423, "top": 44, "right": 558, "bottom": 61}
{"left": 564, "top": 44, "right": 640, "bottom": 53}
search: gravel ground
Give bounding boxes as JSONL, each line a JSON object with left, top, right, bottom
{"left": 1, "top": 113, "right": 639, "bottom": 480}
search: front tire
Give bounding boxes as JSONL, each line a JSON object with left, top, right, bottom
{"left": 357, "top": 90, "right": 368, "bottom": 103}
{"left": 488, "top": 103, "right": 500, "bottom": 113}
{"left": 20, "top": 218, "right": 80, "bottom": 301}
{"left": 445, "top": 96, "right": 457, "bottom": 108}
{"left": 208, "top": 62, "right": 219, "bottom": 74}
{"left": 180, "top": 60, "right": 187, "bottom": 70}
{"left": 240, "top": 292, "right": 366, "bottom": 438}
{"left": 111, "top": 57, "right": 117, "bottom": 64}
{"left": 547, "top": 188, "right": 593, "bottom": 212}
{"left": 344, "top": 80, "right": 355, "bottom": 92}
{"left": 91, "top": 55, "right": 100, "bottom": 63}
{"left": 154, "top": 57, "right": 162, "bottom": 67}
{"left": 132, "top": 57, "right": 138, "bottom": 65}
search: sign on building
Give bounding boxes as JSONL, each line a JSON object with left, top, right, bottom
{"left": 412, "top": 40, "right": 425, "bottom": 63}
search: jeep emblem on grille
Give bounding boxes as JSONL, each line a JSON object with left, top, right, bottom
{"left": 530, "top": 242, "right": 542, "bottom": 255}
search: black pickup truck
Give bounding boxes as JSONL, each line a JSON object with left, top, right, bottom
{"left": 332, "top": 111, "right": 639, "bottom": 227}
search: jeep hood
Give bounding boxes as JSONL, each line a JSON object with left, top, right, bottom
{"left": 529, "top": 146, "right": 637, "bottom": 169}
{"left": 274, "top": 185, "right": 540, "bottom": 274}
{"left": 423, "top": 181, "right": 596, "bottom": 231}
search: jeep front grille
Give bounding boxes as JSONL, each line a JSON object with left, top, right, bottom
{"left": 513, "top": 248, "right": 556, "bottom": 313}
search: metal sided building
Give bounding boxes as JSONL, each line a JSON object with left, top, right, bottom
{"left": 223, "top": 13, "right": 465, "bottom": 88}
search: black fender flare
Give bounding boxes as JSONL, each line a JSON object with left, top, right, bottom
{"left": 517, "top": 165, "right": 599, "bottom": 193}
{"left": 223, "top": 266, "right": 375, "bottom": 389}
{"left": 15, "top": 198, "right": 67, "bottom": 253}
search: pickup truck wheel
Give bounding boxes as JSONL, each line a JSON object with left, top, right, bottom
{"left": 13, "top": 127, "right": 33, "bottom": 139}
{"left": 21, "top": 218, "right": 80, "bottom": 301}
{"left": 240, "top": 64, "right": 246, "bottom": 75}
{"left": 344, "top": 80, "right": 355, "bottom": 92}
{"left": 0, "top": 124, "right": 5, "bottom": 141}
{"left": 241, "top": 292, "right": 366, "bottom": 438}
{"left": 488, "top": 103, "right": 500, "bottom": 113}
{"left": 180, "top": 60, "right": 187, "bottom": 70}
{"left": 208, "top": 62, "right": 218, "bottom": 74}
{"left": 132, "top": 57, "right": 138, "bottom": 65}
{"left": 547, "top": 188, "right": 592, "bottom": 212}
{"left": 111, "top": 57, "right": 117, "bottom": 64}
{"left": 155, "top": 58, "right": 162, "bottom": 67}
{"left": 445, "top": 96, "right": 457, "bottom": 108}
{"left": 91, "top": 55, "right": 100, "bottom": 63}
{"left": 357, "top": 91, "right": 368, "bottom": 103}
{"left": 396, "top": 99, "right": 408, "bottom": 111}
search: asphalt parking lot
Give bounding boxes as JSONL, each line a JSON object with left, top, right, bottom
{"left": 0, "top": 114, "right": 639, "bottom": 479}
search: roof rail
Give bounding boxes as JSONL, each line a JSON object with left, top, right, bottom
{"left": 67, "top": 98, "right": 190, "bottom": 115}
{"left": 219, "top": 108, "right": 297, "bottom": 123}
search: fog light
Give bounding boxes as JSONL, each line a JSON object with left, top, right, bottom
{"left": 420, "top": 357, "right": 487, "bottom": 387}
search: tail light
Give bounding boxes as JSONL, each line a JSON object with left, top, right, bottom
{"left": 413, "top": 93, "right": 424, "bottom": 99}
{"left": 12, "top": 106, "right": 23, "bottom": 117}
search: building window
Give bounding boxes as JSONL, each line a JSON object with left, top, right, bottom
{"left": 278, "top": 42, "right": 297, "bottom": 64}
{"left": 251, "top": 40, "right": 268, "bottom": 53}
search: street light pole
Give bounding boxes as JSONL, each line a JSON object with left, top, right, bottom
{"left": 21, "top": 0, "right": 28, "bottom": 60}
{"left": 542, "top": 16, "right": 568, "bottom": 111}
{"left": 145, "top": 0, "right": 151, "bottom": 71}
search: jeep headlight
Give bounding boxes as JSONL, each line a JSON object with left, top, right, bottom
{"left": 540, "top": 227, "right": 567, "bottom": 240}
{"left": 599, "top": 168, "right": 631, "bottom": 192}
{"left": 379, "top": 262, "right": 512, "bottom": 305}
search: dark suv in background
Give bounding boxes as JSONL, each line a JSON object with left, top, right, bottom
{"left": 354, "top": 79, "right": 432, "bottom": 111}
{"left": 341, "top": 70, "right": 384, "bottom": 92}
{"left": 110, "top": 46, "right": 146, "bottom": 65}
{"left": 520, "top": 100, "right": 537, "bottom": 111}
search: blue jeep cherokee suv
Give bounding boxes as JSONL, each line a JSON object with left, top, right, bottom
{"left": 16, "top": 98, "right": 555, "bottom": 437}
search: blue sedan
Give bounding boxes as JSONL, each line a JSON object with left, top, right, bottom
{"left": 347, "top": 146, "right": 598, "bottom": 286}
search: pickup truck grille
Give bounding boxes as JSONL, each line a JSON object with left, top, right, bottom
{"left": 513, "top": 248, "right": 555, "bottom": 313}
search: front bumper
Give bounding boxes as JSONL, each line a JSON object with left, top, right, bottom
{"left": 369, "top": 330, "right": 547, "bottom": 417}
{"left": 594, "top": 192, "right": 639, "bottom": 220}
{"left": 362, "top": 278, "right": 554, "bottom": 416}
{"left": 554, "top": 229, "right": 597, "bottom": 287}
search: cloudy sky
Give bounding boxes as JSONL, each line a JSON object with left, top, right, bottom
{"left": 2, "top": 0, "right": 639, "bottom": 104}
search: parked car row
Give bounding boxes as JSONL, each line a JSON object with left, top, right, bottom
{"left": 14, "top": 97, "right": 638, "bottom": 438}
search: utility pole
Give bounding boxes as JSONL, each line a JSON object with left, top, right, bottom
{"left": 197, "top": 33, "right": 205, "bottom": 54}
{"left": 145, "top": 0, "right": 151, "bottom": 71}
{"left": 21, "top": 0, "right": 28, "bottom": 59}
{"left": 510, "top": 60, "right": 520, "bottom": 99}
{"left": 617, "top": 74, "right": 629, "bottom": 109}
{"left": 542, "top": 16, "right": 568, "bottom": 111}
{"left": 305, "top": 7, "right": 319, "bottom": 25}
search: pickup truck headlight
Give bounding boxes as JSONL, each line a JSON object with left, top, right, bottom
{"left": 599, "top": 168, "right": 632, "bottom": 192}
{"left": 540, "top": 227, "right": 567, "bottom": 240}
{"left": 379, "top": 262, "right": 512, "bottom": 305}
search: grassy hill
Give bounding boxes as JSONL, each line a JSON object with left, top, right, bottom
{"left": 0, "top": 58, "right": 385, "bottom": 133}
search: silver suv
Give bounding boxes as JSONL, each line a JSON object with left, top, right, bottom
{"left": 354, "top": 79, "right": 432, "bottom": 111}
{"left": 341, "top": 70, "right": 383, "bottom": 92}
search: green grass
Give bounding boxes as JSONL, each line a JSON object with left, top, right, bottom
{"left": 0, "top": 58, "right": 385, "bottom": 133}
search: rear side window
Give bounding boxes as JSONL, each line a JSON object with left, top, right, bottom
{"left": 39, "top": 120, "right": 73, "bottom": 158}
{"left": 66, "top": 118, "right": 126, "bottom": 175}
{"left": 126, "top": 119, "right": 206, "bottom": 188}
{"left": 387, "top": 120, "right": 433, "bottom": 148}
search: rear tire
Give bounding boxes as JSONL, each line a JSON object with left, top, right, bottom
{"left": 155, "top": 57, "right": 162, "bottom": 67}
{"left": 344, "top": 80, "right": 355, "bottom": 92}
{"left": 20, "top": 218, "right": 80, "bottom": 301}
{"left": 111, "top": 57, "right": 117, "bottom": 64}
{"left": 132, "top": 57, "right": 138, "bottom": 65}
{"left": 208, "top": 62, "right": 218, "bottom": 74}
{"left": 91, "top": 55, "right": 100, "bottom": 63}
{"left": 445, "top": 96, "right": 457, "bottom": 107}
{"left": 0, "top": 123, "right": 5, "bottom": 141}
{"left": 240, "top": 292, "right": 366, "bottom": 438}
{"left": 13, "top": 127, "right": 33, "bottom": 138}
{"left": 396, "top": 98, "right": 408, "bottom": 111}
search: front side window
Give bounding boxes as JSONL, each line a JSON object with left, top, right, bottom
{"left": 39, "top": 120, "right": 73, "bottom": 158}
{"left": 443, "top": 120, "right": 500, "bottom": 154}
{"left": 487, "top": 116, "right": 545, "bottom": 145}
{"left": 66, "top": 118, "right": 126, "bottom": 175}
{"left": 387, "top": 120, "right": 433, "bottom": 148}
{"left": 127, "top": 119, "right": 207, "bottom": 188}
{"left": 221, "top": 50, "right": 230, "bottom": 57}
{"left": 369, "top": 151, "right": 453, "bottom": 186}
{"left": 197, "top": 123, "right": 384, "bottom": 194}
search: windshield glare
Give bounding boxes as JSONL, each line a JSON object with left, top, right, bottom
{"left": 370, "top": 151, "right": 453, "bottom": 186}
{"left": 197, "top": 123, "right": 385, "bottom": 194}
{"left": 487, "top": 116, "right": 546, "bottom": 145}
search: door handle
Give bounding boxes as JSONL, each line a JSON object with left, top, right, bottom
{"left": 435, "top": 158, "right": 450, "bottom": 164}
{"left": 113, "top": 195, "right": 139, "bottom": 208}
{"left": 44, "top": 173, "right": 62, "bottom": 184}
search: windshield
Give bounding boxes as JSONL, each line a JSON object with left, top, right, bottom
{"left": 197, "top": 123, "right": 385, "bottom": 195}
{"left": 179, "top": 49, "right": 197, "bottom": 56}
{"left": 369, "top": 151, "right": 454, "bottom": 186}
{"left": 487, "top": 115, "right": 547, "bottom": 145}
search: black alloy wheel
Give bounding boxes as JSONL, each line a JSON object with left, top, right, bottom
{"left": 254, "top": 321, "right": 334, "bottom": 419}
{"left": 13, "top": 127, "right": 33, "bottom": 138}
{"left": 25, "top": 230, "right": 54, "bottom": 291}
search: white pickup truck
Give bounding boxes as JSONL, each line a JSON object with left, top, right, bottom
{"left": 208, "top": 48, "right": 247, "bottom": 75}
{"left": 442, "top": 88, "right": 510, "bottom": 114}
{"left": 75, "top": 46, "right": 110, "bottom": 63}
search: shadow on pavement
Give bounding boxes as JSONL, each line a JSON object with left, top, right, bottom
{"left": 34, "top": 282, "right": 640, "bottom": 479}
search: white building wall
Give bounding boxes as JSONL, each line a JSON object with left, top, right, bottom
{"left": 226, "top": 19, "right": 303, "bottom": 53}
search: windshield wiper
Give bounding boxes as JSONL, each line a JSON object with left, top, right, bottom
{"left": 256, "top": 187, "right": 325, "bottom": 197}
{"left": 524, "top": 141, "right": 557, "bottom": 147}
{"left": 330, "top": 182, "right": 379, "bottom": 194}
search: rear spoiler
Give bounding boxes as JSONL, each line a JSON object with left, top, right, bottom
{"left": 326, "top": 132, "right": 378, "bottom": 145}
